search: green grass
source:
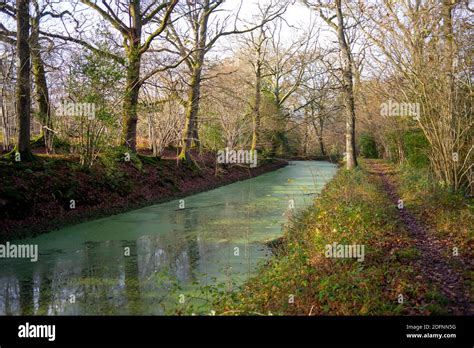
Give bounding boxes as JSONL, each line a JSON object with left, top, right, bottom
{"left": 216, "top": 161, "right": 453, "bottom": 315}
{"left": 397, "top": 164, "right": 473, "bottom": 252}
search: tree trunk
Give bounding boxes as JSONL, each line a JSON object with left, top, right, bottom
{"left": 121, "top": 50, "right": 141, "bottom": 151}
{"left": 312, "top": 108, "right": 326, "bottom": 157}
{"left": 147, "top": 114, "right": 157, "bottom": 156}
{"left": 16, "top": 0, "right": 33, "bottom": 161}
{"left": 251, "top": 59, "right": 262, "bottom": 153}
{"left": 319, "top": 135, "right": 326, "bottom": 156}
{"left": 192, "top": 122, "right": 200, "bottom": 151}
{"left": 318, "top": 114, "right": 326, "bottom": 156}
{"left": 178, "top": 1, "right": 211, "bottom": 161}
{"left": 442, "top": 0, "right": 456, "bottom": 191}
{"left": 31, "top": 14, "right": 53, "bottom": 153}
{"left": 121, "top": 1, "right": 142, "bottom": 152}
{"left": 179, "top": 65, "right": 202, "bottom": 160}
{"left": 302, "top": 124, "right": 309, "bottom": 156}
{"left": 1, "top": 94, "right": 10, "bottom": 151}
{"left": 335, "top": 0, "right": 357, "bottom": 169}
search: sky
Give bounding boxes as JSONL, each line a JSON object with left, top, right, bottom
{"left": 0, "top": 0, "right": 337, "bottom": 73}
{"left": 0, "top": 0, "right": 331, "bottom": 52}
{"left": 211, "top": 0, "right": 334, "bottom": 57}
{"left": 221, "top": 0, "right": 324, "bottom": 39}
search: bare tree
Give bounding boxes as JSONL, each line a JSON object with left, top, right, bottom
{"left": 141, "top": 73, "right": 184, "bottom": 156}
{"left": 41, "top": 0, "right": 179, "bottom": 151}
{"left": 0, "top": 1, "right": 67, "bottom": 153}
{"left": 0, "top": 45, "right": 15, "bottom": 151}
{"left": 202, "top": 59, "right": 252, "bottom": 149}
{"left": 300, "top": 64, "right": 338, "bottom": 156}
{"left": 261, "top": 16, "right": 319, "bottom": 155}
{"left": 31, "top": 0, "right": 56, "bottom": 152}
{"left": 238, "top": 1, "right": 286, "bottom": 152}
{"left": 164, "top": 0, "right": 285, "bottom": 160}
{"left": 15, "top": 0, "right": 33, "bottom": 160}
{"left": 305, "top": 0, "right": 358, "bottom": 169}
{"left": 354, "top": 0, "right": 472, "bottom": 191}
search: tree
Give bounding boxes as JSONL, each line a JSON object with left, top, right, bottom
{"left": 201, "top": 58, "right": 253, "bottom": 150}
{"left": 248, "top": 25, "right": 267, "bottom": 153}
{"left": 165, "top": 0, "right": 285, "bottom": 160}
{"left": 141, "top": 71, "right": 184, "bottom": 156}
{"left": 0, "top": 44, "right": 15, "bottom": 151}
{"left": 261, "top": 16, "right": 319, "bottom": 156}
{"left": 300, "top": 64, "right": 338, "bottom": 156}
{"left": 66, "top": 47, "right": 124, "bottom": 167}
{"left": 305, "top": 0, "right": 358, "bottom": 169}
{"left": 354, "top": 0, "right": 472, "bottom": 191}
{"left": 1, "top": 0, "right": 65, "bottom": 153}
{"left": 15, "top": 0, "right": 33, "bottom": 161}
{"left": 41, "top": 0, "right": 179, "bottom": 152}
{"left": 31, "top": 0, "right": 54, "bottom": 152}
{"left": 238, "top": 1, "right": 285, "bottom": 153}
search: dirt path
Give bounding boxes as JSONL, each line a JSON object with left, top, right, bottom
{"left": 366, "top": 161, "right": 472, "bottom": 315}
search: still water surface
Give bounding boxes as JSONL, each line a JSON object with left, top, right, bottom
{"left": 0, "top": 161, "right": 336, "bottom": 315}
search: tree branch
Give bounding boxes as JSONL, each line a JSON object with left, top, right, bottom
{"left": 80, "top": 0, "right": 129, "bottom": 36}
{"left": 39, "top": 30, "right": 125, "bottom": 65}
{"left": 140, "top": 0, "right": 178, "bottom": 55}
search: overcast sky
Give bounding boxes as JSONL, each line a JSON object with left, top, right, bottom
{"left": 0, "top": 0, "right": 338, "bottom": 71}
{"left": 211, "top": 0, "right": 334, "bottom": 57}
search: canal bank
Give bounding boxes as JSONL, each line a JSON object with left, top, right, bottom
{"left": 0, "top": 155, "right": 287, "bottom": 242}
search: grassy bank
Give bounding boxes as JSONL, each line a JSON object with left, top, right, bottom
{"left": 216, "top": 160, "right": 472, "bottom": 315}
{"left": 397, "top": 164, "right": 473, "bottom": 258}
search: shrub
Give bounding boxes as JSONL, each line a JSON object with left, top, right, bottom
{"left": 402, "top": 130, "right": 429, "bottom": 168}
{"left": 359, "top": 134, "right": 379, "bottom": 158}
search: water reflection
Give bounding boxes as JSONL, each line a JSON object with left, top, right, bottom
{"left": 0, "top": 161, "right": 337, "bottom": 315}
